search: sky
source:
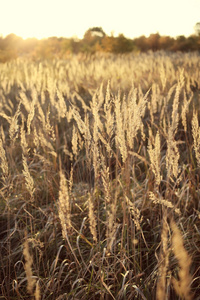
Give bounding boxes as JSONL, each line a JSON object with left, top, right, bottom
{"left": 0, "top": 0, "right": 200, "bottom": 40}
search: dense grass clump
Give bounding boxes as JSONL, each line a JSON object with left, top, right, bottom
{"left": 0, "top": 51, "right": 200, "bottom": 299}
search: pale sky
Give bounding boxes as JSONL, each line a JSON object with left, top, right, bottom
{"left": 0, "top": 0, "right": 199, "bottom": 39}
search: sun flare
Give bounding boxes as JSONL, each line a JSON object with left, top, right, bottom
{"left": 0, "top": 0, "right": 199, "bottom": 40}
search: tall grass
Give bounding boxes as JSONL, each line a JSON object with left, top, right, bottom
{"left": 0, "top": 51, "right": 199, "bottom": 299}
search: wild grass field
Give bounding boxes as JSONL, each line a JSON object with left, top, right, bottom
{"left": 0, "top": 51, "right": 200, "bottom": 300}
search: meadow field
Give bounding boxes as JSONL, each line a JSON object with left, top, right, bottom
{"left": 0, "top": 51, "right": 200, "bottom": 299}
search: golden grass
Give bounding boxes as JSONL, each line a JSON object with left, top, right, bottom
{"left": 58, "top": 168, "right": 72, "bottom": 237}
{"left": 22, "top": 153, "right": 35, "bottom": 199}
{"left": 23, "top": 238, "right": 36, "bottom": 294}
{"left": 0, "top": 136, "right": 8, "bottom": 182}
{"left": 0, "top": 51, "right": 199, "bottom": 299}
{"left": 170, "top": 219, "right": 193, "bottom": 300}
{"left": 156, "top": 214, "right": 169, "bottom": 300}
{"left": 156, "top": 216, "right": 193, "bottom": 300}
{"left": 192, "top": 110, "right": 200, "bottom": 167}
{"left": 34, "top": 280, "right": 41, "bottom": 300}
{"left": 88, "top": 192, "right": 97, "bottom": 243}
{"left": 148, "top": 129, "right": 161, "bottom": 187}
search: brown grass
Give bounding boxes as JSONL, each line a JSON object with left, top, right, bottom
{"left": 23, "top": 238, "right": 36, "bottom": 294}
{"left": 170, "top": 218, "right": 193, "bottom": 300}
{"left": 156, "top": 213, "right": 169, "bottom": 300}
{"left": 0, "top": 51, "right": 199, "bottom": 299}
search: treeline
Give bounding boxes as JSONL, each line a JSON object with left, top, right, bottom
{"left": 0, "top": 27, "right": 200, "bottom": 62}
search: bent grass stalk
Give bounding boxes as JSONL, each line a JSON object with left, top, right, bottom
{"left": 170, "top": 218, "right": 193, "bottom": 300}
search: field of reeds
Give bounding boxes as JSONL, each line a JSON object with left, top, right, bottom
{"left": 0, "top": 51, "right": 200, "bottom": 299}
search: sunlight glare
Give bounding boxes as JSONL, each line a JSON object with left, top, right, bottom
{"left": 0, "top": 0, "right": 200, "bottom": 39}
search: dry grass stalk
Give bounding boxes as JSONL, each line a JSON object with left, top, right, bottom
{"left": 125, "top": 196, "right": 143, "bottom": 231}
{"left": 0, "top": 112, "right": 12, "bottom": 124}
{"left": 156, "top": 214, "right": 169, "bottom": 300}
{"left": 115, "top": 91, "right": 127, "bottom": 163}
{"left": 1, "top": 51, "right": 200, "bottom": 299}
{"left": 166, "top": 72, "right": 184, "bottom": 179}
{"left": 92, "top": 139, "right": 100, "bottom": 184}
{"left": 38, "top": 128, "right": 54, "bottom": 152}
{"left": 192, "top": 111, "right": 200, "bottom": 167}
{"left": 88, "top": 193, "right": 97, "bottom": 243}
{"left": 23, "top": 239, "right": 36, "bottom": 294}
{"left": 33, "top": 126, "right": 40, "bottom": 150}
{"left": 101, "top": 156, "right": 117, "bottom": 252}
{"left": 148, "top": 130, "right": 161, "bottom": 187}
{"left": 37, "top": 128, "right": 57, "bottom": 159}
{"left": 0, "top": 136, "right": 9, "bottom": 181}
{"left": 72, "top": 106, "right": 91, "bottom": 158}
{"left": 166, "top": 128, "right": 180, "bottom": 179}
{"left": 91, "top": 90, "right": 103, "bottom": 182}
{"left": 19, "top": 90, "right": 31, "bottom": 112}
{"left": 171, "top": 73, "right": 183, "bottom": 134}
{"left": 83, "top": 113, "right": 92, "bottom": 162}
{"left": 149, "top": 83, "right": 160, "bottom": 122}
{"left": 22, "top": 154, "right": 35, "bottom": 198}
{"left": 170, "top": 219, "right": 193, "bottom": 300}
{"left": 104, "top": 80, "right": 114, "bottom": 140}
{"left": 91, "top": 86, "right": 104, "bottom": 133}
{"left": 181, "top": 90, "right": 192, "bottom": 132}
{"left": 34, "top": 280, "right": 41, "bottom": 300}
{"left": 9, "top": 102, "right": 21, "bottom": 143}
{"left": 37, "top": 101, "right": 45, "bottom": 127}
{"left": 126, "top": 88, "right": 142, "bottom": 148}
{"left": 56, "top": 88, "right": 67, "bottom": 119}
{"left": 0, "top": 125, "right": 5, "bottom": 143}
{"left": 41, "top": 106, "right": 56, "bottom": 142}
{"left": 68, "top": 165, "right": 74, "bottom": 196}
{"left": 160, "top": 64, "right": 167, "bottom": 91}
{"left": 149, "top": 192, "right": 181, "bottom": 215}
{"left": 58, "top": 168, "right": 72, "bottom": 237}
{"left": 72, "top": 125, "right": 78, "bottom": 158}
{"left": 27, "top": 89, "right": 37, "bottom": 135}
{"left": 20, "top": 115, "right": 29, "bottom": 156}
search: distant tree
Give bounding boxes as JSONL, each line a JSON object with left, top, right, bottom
{"left": 83, "top": 27, "right": 106, "bottom": 41}
{"left": 171, "top": 35, "right": 186, "bottom": 51}
{"left": 134, "top": 35, "right": 148, "bottom": 52}
{"left": 69, "top": 38, "right": 81, "bottom": 54}
{"left": 22, "top": 38, "right": 38, "bottom": 53}
{"left": 194, "top": 22, "right": 200, "bottom": 36}
{"left": 0, "top": 34, "right": 23, "bottom": 60}
{"left": 146, "top": 33, "right": 160, "bottom": 51}
{"left": 158, "top": 36, "right": 175, "bottom": 50}
{"left": 82, "top": 27, "right": 106, "bottom": 53}
{"left": 60, "top": 38, "right": 74, "bottom": 56}
{"left": 47, "top": 37, "right": 62, "bottom": 57}
{"left": 4, "top": 33, "right": 23, "bottom": 52}
{"left": 170, "top": 35, "right": 199, "bottom": 52}
{"left": 113, "top": 34, "right": 134, "bottom": 53}
{"left": 34, "top": 39, "right": 51, "bottom": 59}
{"left": 101, "top": 35, "right": 116, "bottom": 52}
{"left": 187, "top": 35, "right": 200, "bottom": 51}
